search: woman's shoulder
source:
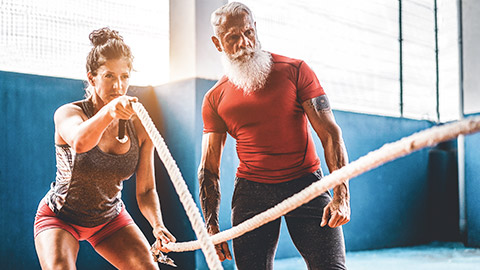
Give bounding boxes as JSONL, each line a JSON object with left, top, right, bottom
{"left": 54, "top": 100, "right": 88, "bottom": 122}
{"left": 131, "top": 115, "right": 151, "bottom": 147}
{"left": 56, "top": 99, "right": 86, "bottom": 110}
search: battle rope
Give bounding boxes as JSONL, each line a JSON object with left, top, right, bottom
{"left": 132, "top": 103, "right": 223, "bottom": 270}
{"left": 162, "top": 115, "right": 480, "bottom": 252}
{"left": 133, "top": 102, "right": 480, "bottom": 264}
{"left": 160, "top": 117, "right": 480, "bottom": 251}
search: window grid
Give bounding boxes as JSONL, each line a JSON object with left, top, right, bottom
{"left": 234, "top": 0, "right": 459, "bottom": 121}
{"left": 0, "top": 0, "right": 169, "bottom": 86}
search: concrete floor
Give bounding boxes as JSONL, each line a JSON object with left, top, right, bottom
{"left": 274, "top": 242, "right": 480, "bottom": 270}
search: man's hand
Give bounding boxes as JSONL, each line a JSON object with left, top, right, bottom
{"left": 321, "top": 196, "right": 350, "bottom": 228}
{"left": 208, "top": 226, "right": 232, "bottom": 261}
{"left": 302, "top": 96, "right": 351, "bottom": 228}
{"left": 214, "top": 241, "right": 232, "bottom": 261}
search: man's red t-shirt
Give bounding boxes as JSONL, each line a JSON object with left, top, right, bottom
{"left": 202, "top": 53, "right": 325, "bottom": 183}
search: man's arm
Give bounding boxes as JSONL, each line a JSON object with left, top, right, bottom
{"left": 198, "top": 132, "right": 232, "bottom": 261}
{"left": 302, "top": 94, "right": 351, "bottom": 228}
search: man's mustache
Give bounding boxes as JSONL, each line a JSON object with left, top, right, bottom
{"left": 230, "top": 47, "right": 256, "bottom": 60}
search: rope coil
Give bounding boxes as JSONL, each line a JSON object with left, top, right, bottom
{"left": 133, "top": 101, "right": 480, "bottom": 265}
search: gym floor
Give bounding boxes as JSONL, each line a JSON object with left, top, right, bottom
{"left": 274, "top": 242, "right": 480, "bottom": 270}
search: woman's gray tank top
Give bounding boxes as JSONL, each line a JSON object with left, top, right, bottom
{"left": 45, "top": 99, "right": 140, "bottom": 227}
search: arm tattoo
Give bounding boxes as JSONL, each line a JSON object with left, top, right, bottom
{"left": 306, "top": 94, "right": 331, "bottom": 113}
{"left": 313, "top": 95, "right": 331, "bottom": 112}
{"left": 198, "top": 168, "right": 221, "bottom": 230}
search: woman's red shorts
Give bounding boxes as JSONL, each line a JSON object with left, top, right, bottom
{"left": 34, "top": 200, "right": 135, "bottom": 247}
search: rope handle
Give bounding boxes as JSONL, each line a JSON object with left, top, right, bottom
{"left": 116, "top": 119, "right": 128, "bottom": 143}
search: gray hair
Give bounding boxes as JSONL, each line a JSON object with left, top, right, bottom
{"left": 211, "top": 2, "right": 255, "bottom": 36}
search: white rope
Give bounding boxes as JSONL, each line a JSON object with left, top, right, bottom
{"left": 133, "top": 100, "right": 480, "bottom": 259}
{"left": 162, "top": 115, "right": 480, "bottom": 252}
{"left": 132, "top": 103, "right": 223, "bottom": 270}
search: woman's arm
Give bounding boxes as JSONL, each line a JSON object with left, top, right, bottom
{"left": 54, "top": 96, "right": 137, "bottom": 153}
{"left": 134, "top": 117, "right": 175, "bottom": 252}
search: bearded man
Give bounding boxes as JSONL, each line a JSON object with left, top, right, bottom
{"left": 198, "top": 2, "right": 350, "bottom": 269}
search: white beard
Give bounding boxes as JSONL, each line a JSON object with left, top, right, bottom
{"left": 221, "top": 46, "right": 273, "bottom": 95}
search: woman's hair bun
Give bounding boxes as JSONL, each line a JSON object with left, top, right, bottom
{"left": 89, "top": 27, "right": 123, "bottom": 46}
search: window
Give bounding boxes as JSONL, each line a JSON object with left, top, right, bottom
{"left": 0, "top": 0, "right": 169, "bottom": 86}
{"left": 235, "top": 0, "right": 460, "bottom": 121}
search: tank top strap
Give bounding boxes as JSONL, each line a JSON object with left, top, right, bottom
{"left": 78, "top": 99, "right": 95, "bottom": 118}
{"left": 126, "top": 119, "right": 139, "bottom": 147}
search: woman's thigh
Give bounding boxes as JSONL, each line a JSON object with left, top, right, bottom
{"left": 35, "top": 228, "right": 79, "bottom": 270}
{"left": 93, "top": 224, "right": 159, "bottom": 270}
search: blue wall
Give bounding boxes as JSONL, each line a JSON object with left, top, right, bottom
{"left": 465, "top": 113, "right": 480, "bottom": 247}
{"left": 0, "top": 71, "right": 114, "bottom": 269}
{"left": 1, "top": 71, "right": 475, "bottom": 270}
{"left": 256, "top": 112, "right": 436, "bottom": 258}
{"left": 321, "top": 113, "right": 434, "bottom": 251}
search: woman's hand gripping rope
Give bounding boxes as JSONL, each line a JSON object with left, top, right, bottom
{"left": 151, "top": 225, "right": 177, "bottom": 267}
{"left": 151, "top": 245, "right": 177, "bottom": 267}
{"left": 114, "top": 96, "right": 138, "bottom": 143}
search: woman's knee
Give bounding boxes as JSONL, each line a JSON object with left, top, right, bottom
{"left": 36, "top": 244, "right": 78, "bottom": 270}
{"left": 126, "top": 259, "right": 159, "bottom": 270}
{"left": 35, "top": 229, "right": 79, "bottom": 270}
{"left": 41, "top": 255, "right": 77, "bottom": 270}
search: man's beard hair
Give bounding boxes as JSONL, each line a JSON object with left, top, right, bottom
{"left": 221, "top": 44, "right": 273, "bottom": 95}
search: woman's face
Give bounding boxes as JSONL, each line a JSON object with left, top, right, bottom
{"left": 88, "top": 58, "right": 131, "bottom": 105}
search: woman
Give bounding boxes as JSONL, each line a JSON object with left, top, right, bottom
{"left": 34, "top": 27, "right": 175, "bottom": 269}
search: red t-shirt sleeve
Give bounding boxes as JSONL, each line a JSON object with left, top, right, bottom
{"left": 296, "top": 61, "right": 326, "bottom": 103}
{"left": 202, "top": 93, "right": 228, "bottom": 133}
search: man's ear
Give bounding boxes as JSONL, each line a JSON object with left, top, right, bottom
{"left": 87, "top": 72, "right": 95, "bottom": 86}
{"left": 211, "top": 36, "right": 223, "bottom": 52}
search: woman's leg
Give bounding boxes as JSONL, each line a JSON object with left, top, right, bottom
{"left": 35, "top": 228, "right": 80, "bottom": 270}
{"left": 93, "top": 224, "right": 159, "bottom": 270}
